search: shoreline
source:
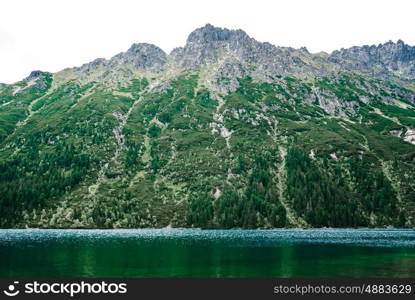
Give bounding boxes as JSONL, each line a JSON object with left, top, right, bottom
{"left": 1, "top": 227, "right": 413, "bottom": 231}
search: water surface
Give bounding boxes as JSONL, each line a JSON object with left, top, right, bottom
{"left": 0, "top": 229, "right": 414, "bottom": 277}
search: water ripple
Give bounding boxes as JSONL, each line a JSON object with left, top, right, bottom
{"left": 0, "top": 229, "right": 414, "bottom": 248}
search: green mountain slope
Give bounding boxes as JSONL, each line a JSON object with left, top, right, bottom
{"left": 1, "top": 25, "right": 415, "bottom": 228}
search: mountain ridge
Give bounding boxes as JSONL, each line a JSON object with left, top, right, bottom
{"left": 45, "top": 24, "right": 415, "bottom": 91}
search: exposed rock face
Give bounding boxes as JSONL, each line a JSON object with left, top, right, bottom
{"left": 171, "top": 24, "right": 257, "bottom": 69}
{"left": 170, "top": 24, "right": 321, "bottom": 80}
{"left": 168, "top": 25, "right": 415, "bottom": 87}
{"left": 65, "top": 44, "right": 167, "bottom": 84}
{"left": 329, "top": 40, "right": 415, "bottom": 81}
{"left": 21, "top": 70, "right": 52, "bottom": 90}
{"left": 26, "top": 70, "right": 49, "bottom": 81}
{"left": 112, "top": 43, "right": 167, "bottom": 71}
{"left": 404, "top": 129, "right": 415, "bottom": 145}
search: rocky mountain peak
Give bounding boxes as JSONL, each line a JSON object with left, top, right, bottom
{"left": 379, "top": 40, "right": 415, "bottom": 61}
{"left": 126, "top": 43, "right": 165, "bottom": 55}
{"left": 25, "top": 70, "right": 50, "bottom": 81}
{"left": 186, "top": 24, "right": 249, "bottom": 45}
{"left": 112, "top": 43, "right": 167, "bottom": 72}
{"left": 64, "top": 43, "right": 168, "bottom": 84}
{"left": 171, "top": 24, "right": 267, "bottom": 71}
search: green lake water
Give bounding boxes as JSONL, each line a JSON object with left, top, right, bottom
{"left": 0, "top": 229, "right": 414, "bottom": 277}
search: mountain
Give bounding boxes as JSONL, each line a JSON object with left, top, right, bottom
{"left": 0, "top": 24, "right": 414, "bottom": 228}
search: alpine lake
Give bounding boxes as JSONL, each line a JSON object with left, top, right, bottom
{"left": 0, "top": 229, "right": 414, "bottom": 277}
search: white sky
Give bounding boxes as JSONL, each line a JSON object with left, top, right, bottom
{"left": 1, "top": 0, "right": 414, "bottom": 83}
